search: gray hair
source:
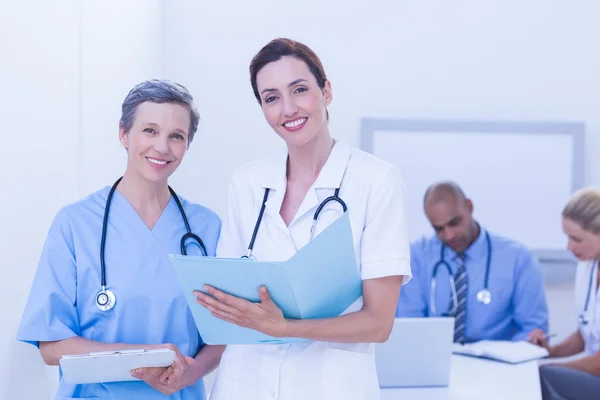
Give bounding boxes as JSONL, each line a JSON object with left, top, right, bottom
{"left": 563, "top": 187, "right": 600, "bottom": 234}
{"left": 119, "top": 79, "right": 200, "bottom": 145}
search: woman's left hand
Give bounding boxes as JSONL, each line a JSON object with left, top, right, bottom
{"left": 194, "top": 285, "right": 288, "bottom": 337}
{"left": 132, "top": 344, "right": 198, "bottom": 394}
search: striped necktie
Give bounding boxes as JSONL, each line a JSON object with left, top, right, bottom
{"left": 452, "top": 254, "right": 468, "bottom": 344}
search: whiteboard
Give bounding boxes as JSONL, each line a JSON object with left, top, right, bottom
{"left": 360, "top": 119, "right": 585, "bottom": 261}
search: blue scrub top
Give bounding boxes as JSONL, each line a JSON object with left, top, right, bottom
{"left": 396, "top": 225, "right": 549, "bottom": 342}
{"left": 17, "top": 186, "right": 221, "bottom": 400}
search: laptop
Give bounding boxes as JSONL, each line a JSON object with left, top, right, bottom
{"left": 375, "top": 317, "right": 454, "bottom": 388}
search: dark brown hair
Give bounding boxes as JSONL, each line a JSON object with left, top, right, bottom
{"left": 249, "top": 38, "right": 328, "bottom": 105}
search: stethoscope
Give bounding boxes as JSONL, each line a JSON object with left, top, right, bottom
{"left": 429, "top": 230, "right": 492, "bottom": 316}
{"left": 96, "top": 177, "right": 207, "bottom": 311}
{"left": 578, "top": 260, "right": 598, "bottom": 326}
{"left": 242, "top": 187, "right": 347, "bottom": 260}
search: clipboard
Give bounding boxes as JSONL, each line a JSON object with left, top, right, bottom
{"left": 59, "top": 348, "right": 176, "bottom": 384}
{"left": 169, "top": 213, "right": 363, "bottom": 345}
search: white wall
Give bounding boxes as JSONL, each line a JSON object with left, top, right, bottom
{"left": 1, "top": 1, "right": 80, "bottom": 398}
{"left": 163, "top": 0, "right": 600, "bottom": 217}
{"left": 1, "top": 1, "right": 163, "bottom": 398}
{"left": 3, "top": 1, "right": 598, "bottom": 398}
{"left": 79, "top": 0, "right": 165, "bottom": 195}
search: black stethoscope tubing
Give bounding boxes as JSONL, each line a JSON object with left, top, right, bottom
{"left": 97, "top": 177, "right": 206, "bottom": 311}
{"left": 580, "top": 261, "right": 598, "bottom": 326}
{"left": 430, "top": 230, "right": 492, "bottom": 315}
{"left": 242, "top": 187, "right": 347, "bottom": 260}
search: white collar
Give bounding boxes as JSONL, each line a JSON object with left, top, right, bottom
{"left": 255, "top": 139, "right": 351, "bottom": 191}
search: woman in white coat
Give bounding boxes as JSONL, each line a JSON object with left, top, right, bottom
{"left": 529, "top": 187, "right": 600, "bottom": 400}
{"left": 194, "top": 38, "right": 412, "bottom": 399}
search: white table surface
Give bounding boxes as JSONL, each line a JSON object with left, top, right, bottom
{"left": 381, "top": 354, "right": 542, "bottom": 400}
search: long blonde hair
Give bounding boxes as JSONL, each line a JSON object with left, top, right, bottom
{"left": 562, "top": 187, "right": 600, "bottom": 234}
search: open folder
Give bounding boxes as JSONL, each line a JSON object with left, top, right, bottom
{"left": 452, "top": 340, "right": 549, "bottom": 364}
{"left": 169, "top": 213, "right": 363, "bottom": 345}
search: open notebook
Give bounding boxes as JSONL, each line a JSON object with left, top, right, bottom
{"left": 452, "top": 340, "right": 549, "bottom": 364}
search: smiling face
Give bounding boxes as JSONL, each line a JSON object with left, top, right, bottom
{"left": 255, "top": 56, "right": 332, "bottom": 148}
{"left": 119, "top": 101, "right": 190, "bottom": 184}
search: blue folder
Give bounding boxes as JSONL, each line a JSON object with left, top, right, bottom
{"left": 169, "top": 213, "right": 362, "bottom": 345}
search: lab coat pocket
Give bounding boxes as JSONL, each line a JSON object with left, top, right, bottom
{"left": 322, "top": 347, "right": 380, "bottom": 400}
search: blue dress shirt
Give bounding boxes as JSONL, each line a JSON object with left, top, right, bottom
{"left": 396, "top": 226, "right": 549, "bottom": 342}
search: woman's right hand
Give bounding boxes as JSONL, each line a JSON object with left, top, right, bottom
{"left": 527, "top": 328, "right": 550, "bottom": 351}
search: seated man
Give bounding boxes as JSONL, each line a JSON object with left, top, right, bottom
{"left": 396, "top": 181, "right": 549, "bottom": 343}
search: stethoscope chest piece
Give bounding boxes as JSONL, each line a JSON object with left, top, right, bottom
{"left": 430, "top": 229, "right": 493, "bottom": 315}
{"left": 477, "top": 289, "right": 492, "bottom": 305}
{"left": 96, "top": 288, "right": 116, "bottom": 311}
{"left": 579, "top": 260, "right": 598, "bottom": 327}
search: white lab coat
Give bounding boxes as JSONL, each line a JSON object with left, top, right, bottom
{"left": 575, "top": 260, "right": 600, "bottom": 355}
{"left": 209, "top": 140, "right": 412, "bottom": 400}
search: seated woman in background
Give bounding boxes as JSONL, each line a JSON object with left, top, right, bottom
{"left": 529, "top": 187, "right": 600, "bottom": 400}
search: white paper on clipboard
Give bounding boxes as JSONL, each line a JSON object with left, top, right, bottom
{"left": 59, "top": 348, "right": 176, "bottom": 384}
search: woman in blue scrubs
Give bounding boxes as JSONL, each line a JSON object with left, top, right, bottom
{"left": 17, "top": 79, "right": 222, "bottom": 399}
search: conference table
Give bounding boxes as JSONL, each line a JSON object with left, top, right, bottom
{"left": 381, "top": 354, "right": 542, "bottom": 400}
